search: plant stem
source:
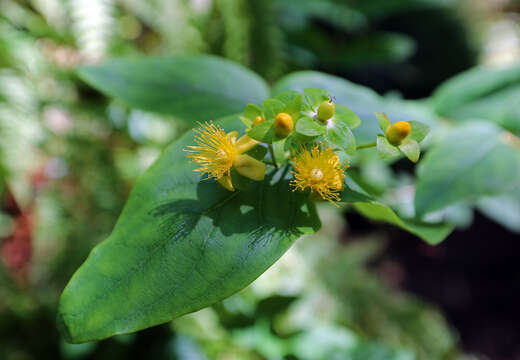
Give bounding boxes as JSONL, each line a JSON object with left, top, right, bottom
{"left": 268, "top": 144, "right": 279, "bottom": 169}
{"left": 356, "top": 142, "right": 377, "bottom": 150}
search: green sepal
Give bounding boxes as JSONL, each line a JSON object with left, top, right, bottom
{"left": 376, "top": 134, "right": 400, "bottom": 159}
{"left": 408, "top": 120, "right": 430, "bottom": 143}
{"left": 295, "top": 115, "right": 326, "bottom": 137}
{"left": 399, "top": 139, "right": 420, "bottom": 163}
{"left": 376, "top": 112, "right": 391, "bottom": 133}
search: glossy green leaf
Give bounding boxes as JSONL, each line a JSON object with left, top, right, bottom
{"left": 399, "top": 139, "right": 420, "bottom": 163}
{"left": 58, "top": 116, "right": 320, "bottom": 343}
{"left": 409, "top": 121, "right": 429, "bottom": 143}
{"left": 376, "top": 112, "right": 390, "bottom": 132}
{"left": 77, "top": 55, "right": 269, "bottom": 123}
{"left": 415, "top": 122, "right": 520, "bottom": 216}
{"left": 376, "top": 135, "right": 400, "bottom": 159}
{"left": 296, "top": 115, "right": 326, "bottom": 137}
{"left": 353, "top": 202, "right": 454, "bottom": 245}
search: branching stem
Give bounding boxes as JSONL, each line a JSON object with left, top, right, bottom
{"left": 356, "top": 142, "right": 377, "bottom": 150}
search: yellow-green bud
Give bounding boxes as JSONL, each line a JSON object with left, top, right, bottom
{"left": 274, "top": 112, "right": 294, "bottom": 138}
{"left": 253, "top": 116, "right": 264, "bottom": 126}
{"left": 386, "top": 121, "right": 411, "bottom": 146}
{"left": 317, "top": 100, "right": 335, "bottom": 122}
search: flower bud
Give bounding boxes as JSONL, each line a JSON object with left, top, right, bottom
{"left": 274, "top": 112, "right": 294, "bottom": 138}
{"left": 253, "top": 116, "right": 264, "bottom": 126}
{"left": 386, "top": 121, "right": 411, "bottom": 146}
{"left": 317, "top": 100, "right": 335, "bottom": 122}
{"left": 233, "top": 154, "right": 266, "bottom": 181}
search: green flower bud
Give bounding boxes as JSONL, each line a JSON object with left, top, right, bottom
{"left": 317, "top": 100, "right": 335, "bottom": 122}
{"left": 253, "top": 116, "right": 264, "bottom": 126}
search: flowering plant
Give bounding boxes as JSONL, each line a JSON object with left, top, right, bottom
{"left": 57, "top": 55, "right": 520, "bottom": 344}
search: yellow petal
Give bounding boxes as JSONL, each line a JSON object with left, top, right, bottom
{"left": 235, "top": 135, "right": 259, "bottom": 154}
{"left": 233, "top": 154, "right": 266, "bottom": 181}
{"left": 217, "top": 175, "right": 235, "bottom": 191}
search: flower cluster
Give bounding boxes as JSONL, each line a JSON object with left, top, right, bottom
{"left": 184, "top": 89, "right": 428, "bottom": 205}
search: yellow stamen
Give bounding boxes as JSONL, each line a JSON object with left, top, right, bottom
{"left": 185, "top": 122, "right": 237, "bottom": 180}
{"left": 290, "top": 143, "right": 348, "bottom": 205}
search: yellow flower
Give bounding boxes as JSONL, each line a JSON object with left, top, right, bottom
{"left": 185, "top": 122, "right": 266, "bottom": 191}
{"left": 291, "top": 143, "right": 348, "bottom": 204}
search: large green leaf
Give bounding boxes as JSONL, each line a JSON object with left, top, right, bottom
{"left": 58, "top": 116, "right": 320, "bottom": 343}
{"left": 340, "top": 182, "right": 453, "bottom": 244}
{"left": 353, "top": 202, "right": 454, "bottom": 245}
{"left": 77, "top": 55, "right": 270, "bottom": 123}
{"left": 415, "top": 122, "right": 520, "bottom": 216}
{"left": 273, "top": 71, "right": 438, "bottom": 143}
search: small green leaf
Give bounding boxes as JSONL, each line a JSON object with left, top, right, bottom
{"left": 415, "top": 122, "right": 520, "bottom": 216}
{"left": 244, "top": 104, "right": 263, "bottom": 120}
{"left": 375, "top": 112, "right": 391, "bottom": 132}
{"left": 284, "top": 132, "right": 317, "bottom": 152}
{"left": 325, "top": 119, "right": 356, "bottom": 155}
{"left": 263, "top": 99, "right": 285, "bottom": 120}
{"left": 296, "top": 115, "right": 326, "bottom": 137}
{"left": 340, "top": 180, "right": 374, "bottom": 203}
{"left": 335, "top": 104, "right": 361, "bottom": 129}
{"left": 354, "top": 202, "right": 454, "bottom": 245}
{"left": 247, "top": 119, "right": 275, "bottom": 143}
{"left": 376, "top": 135, "right": 400, "bottom": 159}
{"left": 77, "top": 55, "right": 269, "bottom": 124}
{"left": 245, "top": 145, "right": 268, "bottom": 161}
{"left": 240, "top": 116, "right": 252, "bottom": 127}
{"left": 274, "top": 90, "right": 301, "bottom": 106}
{"left": 409, "top": 121, "right": 429, "bottom": 143}
{"left": 284, "top": 94, "right": 303, "bottom": 121}
{"left": 58, "top": 115, "right": 320, "bottom": 343}
{"left": 303, "top": 88, "right": 329, "bottom": 110}
{"left": 399, "top": 139, "right": 420, "bottom": 162}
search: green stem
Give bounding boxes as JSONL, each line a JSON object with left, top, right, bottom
{"left": 356, "top": 142, "right": 377, "bottom": 150}
{"left": 268, "top": 144, "right": 279, "bottom": 169}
